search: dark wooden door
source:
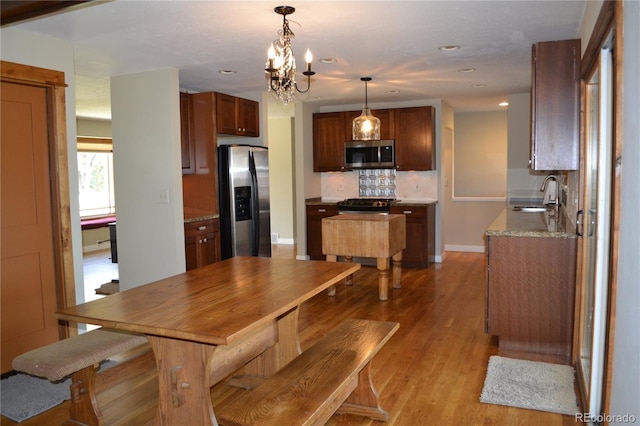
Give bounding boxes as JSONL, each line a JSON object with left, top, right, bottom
{"left": 1, "top": 81, "right": 60, "bottom": 373}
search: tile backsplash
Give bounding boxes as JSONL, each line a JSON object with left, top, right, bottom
{"left": 358, "top": 169, "right": 396, "bottom": 197}
{"left": 321, "top": 170, "right": 438, "bottom": 201}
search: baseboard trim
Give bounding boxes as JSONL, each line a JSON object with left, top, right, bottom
{"left": 83, "top": 243, "right": 109, "bottom": 253}
{"left": 444, "top": 244, "right": 485, "bottom": 253}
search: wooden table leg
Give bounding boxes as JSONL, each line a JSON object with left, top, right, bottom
{"left": 147, "top": 336, "right": 217, "bottom": 425}
{"left": 325, "top": 254, "right": 338, "bottom": 296}
{"left": 376, "top": 258, "right": 390, "bottom": 301}
{"left": 392, "top": 250, "right": 403, "bottom": 289}
{"left": 244, "top": 307, "right": 301, "bottom": 377}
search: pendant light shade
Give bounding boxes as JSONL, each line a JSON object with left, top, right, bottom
{"left": 352, "top": 77, "right": 380, "bottom": 140}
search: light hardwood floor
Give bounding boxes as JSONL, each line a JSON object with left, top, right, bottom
{"left": 1, "top": 248, "right": 579, "bottom": 425}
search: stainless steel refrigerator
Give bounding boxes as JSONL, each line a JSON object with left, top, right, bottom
{"left": 218, "top": 144, "right": 271, "bottom": 259}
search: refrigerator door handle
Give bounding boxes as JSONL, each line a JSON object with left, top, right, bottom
{"left": 248, "top": 150, "right": 260, "bottom": 256}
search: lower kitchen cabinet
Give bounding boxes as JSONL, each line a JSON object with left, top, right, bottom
{"left": 185, "top": 218, "right": 220, "bottom": 270}
{"left": 390, "top": 204, "right": 435, "bottom": 268}
{"left": 485, "top": 235, "right": 576, "bottom": 360}
{"left": 306, "top": 204, "right": 339, "bottom": 260}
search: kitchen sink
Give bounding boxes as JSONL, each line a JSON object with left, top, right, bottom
{"left": 512, "top": 206, "right": 552, "bottom": 212}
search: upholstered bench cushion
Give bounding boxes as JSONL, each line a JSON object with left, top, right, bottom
{"left": 12, "top": 329, "right": 148, "bottom": 381}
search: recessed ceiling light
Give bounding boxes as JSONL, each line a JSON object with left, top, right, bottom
{"left": 458, "top": 68, "right": 476, "bottom": 73}
{"left": 319, "top": 58, "right": 337, "bottom": 64}
{"left": 498, "top": 101, "right": 509, "bottom": 107}
{"left": 471, "top": 84, "right": 487, "bottom": 88}
{"left": 218, "top": 70, "right": 237, "bottom": 75}
{"left": 439, "top": 45, "right": 460, "bottom": 51}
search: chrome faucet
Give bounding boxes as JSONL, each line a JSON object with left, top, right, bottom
{"left": 540, "top": 175, "right": 558, "bottom": 205}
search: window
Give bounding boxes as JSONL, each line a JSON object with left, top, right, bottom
{"left": 77, "top": 138, "right": 115, "bottom": 218}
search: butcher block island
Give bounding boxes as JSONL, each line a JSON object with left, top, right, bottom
{"left": 322, "top": 214, "right": 406, "bottom": 301}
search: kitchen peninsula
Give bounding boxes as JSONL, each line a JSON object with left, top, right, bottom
{"left": 485, "top": 207, "right": 577, "bottom": 363}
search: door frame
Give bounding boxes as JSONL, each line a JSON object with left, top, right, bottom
{"left": 573, "top": 0, "right": 623, "bottom": 418}
{"left": 1, "top": 60, "right": 76, "bottom": 336}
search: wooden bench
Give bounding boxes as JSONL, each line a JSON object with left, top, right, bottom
{"left": 12, "top": 328, "right": 153, "bottom": 426}
{"left": 214, "top": 318, "right": 399, "bottom": 426}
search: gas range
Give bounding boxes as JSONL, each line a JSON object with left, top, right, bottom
{"left": 336, "top": 198, "right": 397, "bottom": 214}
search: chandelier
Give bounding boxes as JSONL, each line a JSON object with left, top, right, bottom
{"left": 352, "top": 77, "right": 380, "bottom": 140}
{"left": 265, "top": 6, "right": 315, "bottom": 104}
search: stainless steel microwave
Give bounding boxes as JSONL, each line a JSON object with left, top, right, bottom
{"left": 344, "top": 140, "right": 395, "bottom": 169}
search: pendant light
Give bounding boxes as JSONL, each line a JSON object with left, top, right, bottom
{"left": 352, "top": 77, "right": 380, "bottom": 140}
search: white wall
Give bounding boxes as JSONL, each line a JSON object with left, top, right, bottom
{"left": 443, "top": 110, "right": 508, "bottom": 253}
{"left": 111, "top": 69, "right": 185, "bottom": 290}
{"left": 267, "top": 117, "right": 296, "bottom": 243}
{"left": 0, "top": 27, "right": 85, "bottom": 303}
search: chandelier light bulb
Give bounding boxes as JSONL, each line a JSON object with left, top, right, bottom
{"left": 264, "top": 6, "right": 315, "bottom": 105}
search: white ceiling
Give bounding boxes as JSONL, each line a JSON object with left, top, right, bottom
{"left": 7, "top": 0, "right": 586, "bottom": 119}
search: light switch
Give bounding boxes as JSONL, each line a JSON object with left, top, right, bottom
{"left": 158, "top": 189, "right": 170, "bottom": 204}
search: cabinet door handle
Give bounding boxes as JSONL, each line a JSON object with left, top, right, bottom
{"left": 318, "top": 208, "right": 326, "bottom": 213}
{"left": 403, "top": 210, "right": 412, "bottom": 214}
{"left": 203, "top": 238, "right": 207, "bottom": 243}
{"left": 198, "top": 226, "right": 207, "bottom": 231}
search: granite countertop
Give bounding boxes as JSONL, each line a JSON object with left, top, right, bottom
{"left": 486, "top": 207, "right": 576, "bottom": 238}
{"left": 183, "top": 208, "right": 219, "bottom": 223}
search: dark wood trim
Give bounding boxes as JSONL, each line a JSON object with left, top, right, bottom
{"left": 1, "top": 60, "right": 66, "bottom": 87}
{"left": 580, "top": 0, "right": 616, "bottom": 79}
{"left": 1, "top": 60, "right": 76, "bottom": 337}
{"left": 1, "top": 1, "right": 90, "bottom": 26}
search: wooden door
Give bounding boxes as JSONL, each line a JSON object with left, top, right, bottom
{"left": 1, "top": 81, "right": 60, "bottom": 373}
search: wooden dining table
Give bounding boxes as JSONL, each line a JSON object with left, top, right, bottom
{"left": 56, "top": 256, "right": 361, "bottom": 425}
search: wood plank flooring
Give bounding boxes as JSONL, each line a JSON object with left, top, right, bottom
{"left": 1, "top": 249, "right": 579, "bottom": 425}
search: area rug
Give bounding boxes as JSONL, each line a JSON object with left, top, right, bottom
{"left": 0, "top": 373, "right": 70, "bottom": 422}
{"left": 480, "top": 355, "right": 578, "bottom": 415}
{"left": 95, "top": 279, "right": 119, "bottom": 295}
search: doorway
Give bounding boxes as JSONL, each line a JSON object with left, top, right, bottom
{"left": 576, "top": 43, "right": 613, "bottom": 421}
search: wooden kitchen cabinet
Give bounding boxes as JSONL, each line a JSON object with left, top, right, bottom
{"left": 530, "top": 39, "right": 580, "bottom": 171}
{"left": 181, "top": 91, "right": 219, "bottom": 216}
{"left": 390, "top": 204, "right": 435, "bottom": 268}
{"left": 313, "top": 112, "right": 346, "bottom": 172}
{"left": 216, "top": 93, "right": 259, "bottom": 137}
{"left": 185, "top": 218, "right": 220, "bottom": 270}
{"left": 306, "top": 204, "right": 339, "bottom": 259}
{"left": 485, "top": 235, "right": 576, "bottom": 360}
{"left": 343, "top": 109, "right": 396, "bottom": 141}
{"left": 313, "top": 109, "right": 396, "bottom": 172}
{"left": 180, "top": 92, "right": 195, "bottom": 174}
{"left": 394, "top": 106, "right": 435, "bottom": 171}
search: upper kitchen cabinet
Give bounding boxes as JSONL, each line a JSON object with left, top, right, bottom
{"left": 343, "top": 109, "right": 396, "bottom": 141}
{"left": 313, "top": 112, "right": 346, "bottom": 172}
{"left": 180, "top": 92, "right": 195, "bottom": 174}
{"left": 530, "top": 39, "right": 580, "bottom": 171}
{"left": 190, "top": 92, "right": 216, "bottom": 175}
{"left": 216, "top": 93, "right": 260, "bottom": 137}
{"left": 313, "top": 109, "right": 397, "bottom": 172}
{"left": 180, "top": 91, "right": 216, "bottom": 175}
{"left": 394, "top": 106, "right": 435, "bottom": 171}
